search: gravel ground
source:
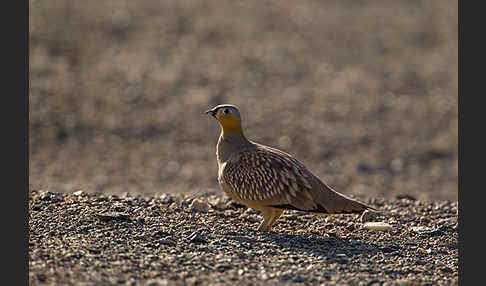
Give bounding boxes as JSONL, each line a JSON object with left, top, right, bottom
{"left": 29, "top": 189, "right": 458, "bottom": 286}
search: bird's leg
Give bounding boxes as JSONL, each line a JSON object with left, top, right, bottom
{"left": 257, "top": 208, "right": 284, "bottom": 231}
{"left": 269, "top": 209, "right": 284, "bottom": 226}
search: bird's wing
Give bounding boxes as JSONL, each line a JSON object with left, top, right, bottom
{"left": 222, "top": 144, "right": 373, "bottom": 214}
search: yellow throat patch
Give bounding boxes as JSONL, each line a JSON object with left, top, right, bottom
{"left": 217, "top": 113, "right": 243, "bottom": 134}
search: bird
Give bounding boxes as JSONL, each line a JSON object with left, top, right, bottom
{"left": 206, "top": 104, "right": 375, "bottom": 231}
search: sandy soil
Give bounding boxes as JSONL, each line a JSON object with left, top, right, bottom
{"left": 29, "top": 1, "right": 457, "bottom": 202}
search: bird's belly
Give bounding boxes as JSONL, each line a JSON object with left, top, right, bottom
{"left": 218, "top": 178, "right": 276, "bottom": 213}
{"left": 218, "top": 178, "right": 239, "bottom": 201}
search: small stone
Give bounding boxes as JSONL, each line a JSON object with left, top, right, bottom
{"left": 146, "top": 278, "right": 170, "bottom": 286}
{"left": 441, "top": 266, "right": 454, "bottom": 273}
{"left": 417, "top": 248, "right": 432, "bottom": 254}
{"left": 73, "top": 190, "right": 84, "bottom": 196}
{"left": 187, "top": 231, "right": 206, "bottom": 243}
{"left": 292, "top": 275, "right": 306, "bottom": 283}
{"left": 379, "top": 245, "right": 399, "bottom": 253}
{"left": 189, "top": 199, "right": 209, "bottom": 213}
{"left": 86, "top": 247, "right": 101, "bottom": 254}
{"left": 185, "top": 277, "right": 198, "bottom": 285}
{"left": 363, "top": 222, "right": 393, "bottom": 231}
{"left": 39, "top": 191, "right": 52, "bottom": 201}
{"left": 159, "top": 194, "right": 168, "bottom": 200}
{"left": 159, "top": 238, "right": 176, "bottom": 246}
{"left": 96, "top": 212, "right": 130, "bottom": 222}
{"left": 113, "top": 203, "right": 127, "bottom": 212}
{"left": 410, "top": 226, "right": 446, "bottom": 236}
{"left": 411, "top": 226, "right": 430, "bottom": 233}
{"left": 207, "top": 197, "right": 226, "bottom": 209}
{"left": 395, "top": 194, "right": 417, "bottom": 201}
{"left": 169, "top": 202, "right": 179, "bottom": 209}
{"left": 215, "top": 263, "right": 231, "bottom": 272}
{"left": 281, "top": 273, "right": 294, "bottom": 281}
{"left": 345, "top": 222, "right": 355, "bottom": 231}
{"left": 153, "top": 230, "right": 170, "bottom": 237}
{"left": 259, "top": 273, "right": 269, "bottom": 280}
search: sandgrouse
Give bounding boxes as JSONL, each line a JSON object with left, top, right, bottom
{"left": 206, "top": 104, "right": 375, "bottom": 231}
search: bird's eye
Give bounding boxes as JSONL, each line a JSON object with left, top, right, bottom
{"left": 223, "top": 108, "right": 229, "bottom": 115}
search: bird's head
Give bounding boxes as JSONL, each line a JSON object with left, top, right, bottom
{"left": 206, "top": 104, "right": 243, "bottom": 134}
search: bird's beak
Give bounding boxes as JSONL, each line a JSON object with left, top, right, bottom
{"left": 205, "top": 109, "right": 216, "bottom": 117}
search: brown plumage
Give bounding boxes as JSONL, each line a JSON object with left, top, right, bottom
{"left": 206, "top": 104, "right": 375, "bottom": 231}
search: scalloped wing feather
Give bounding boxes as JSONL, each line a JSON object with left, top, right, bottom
{"left": 219, "top": 143, "right": 373, "bottom": 214}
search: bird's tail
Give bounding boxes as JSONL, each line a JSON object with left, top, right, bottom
{"left": 313, "top": 183, "right": 377, "bottom": 214}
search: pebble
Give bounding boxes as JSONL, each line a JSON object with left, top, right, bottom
{"left": 95, "top": 211, "right": 130, "bottom": 222}
{"left": 417, "top": 248, "right": 432, "bottom": 255}
{"left": 410, "top": 225, "right": 450, "bottom": 236}
{"left": 410, "top": 226, "right": 431, "bottom": 233}
{"left": 207, "top": 197, "right": 227, "bottom": 209}
{"left": 363, "top": 222, "right": 394, "bottom": 231}
{"left": 189, "top": 199, "right": 209, "bottom": 213}
{"left": 73, "top": 190, "right": 84, "bottom": 196}
{"left": 187, "top": 231, "right": 207, "bottom": 243}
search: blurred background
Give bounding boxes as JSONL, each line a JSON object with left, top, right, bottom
{"left": 29, "top": 0, "right": 458, "bottom": 201}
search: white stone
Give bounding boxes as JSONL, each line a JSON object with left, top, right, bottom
{"left": 363, "top": 222, "right": 393, "bottom": 231}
